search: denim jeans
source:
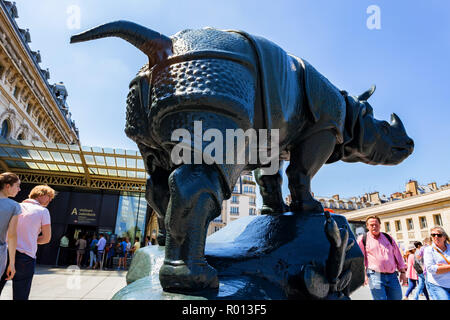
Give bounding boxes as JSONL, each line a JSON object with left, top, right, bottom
{"left": 426, "top": 281, "right": 450, "bottom": 300}
{"left": 367, "top": 269, "right": 403, "bottom": 300}
{"left": 413, "top": 273, "right": 430, "bottom": 300}
{"left": 89, "top": 250, "right": 97, "bottom": 267}
{"left": 0, "top": 251, "right": 36, "bottom": 300}
{"left": 405, "top": 278, "right": 417, "bottom": 298}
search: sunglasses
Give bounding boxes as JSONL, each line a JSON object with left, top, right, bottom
{"left": 431, "top": 233, "right": 443, "bottom": 238}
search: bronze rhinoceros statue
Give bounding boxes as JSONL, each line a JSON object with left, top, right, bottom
{"left": 71, "top": 21, "right": 413, "bottom": 293}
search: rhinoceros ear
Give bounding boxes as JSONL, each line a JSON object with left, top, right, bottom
{"left": 357, "top": 85, "right": 376, "bottom": 101}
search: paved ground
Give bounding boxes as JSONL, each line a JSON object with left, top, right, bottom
{"left": 0, "top": 265, "right": 426, "bottom": 300}
{"left": 0, "top": 265, "right": 127, "bottom": 300}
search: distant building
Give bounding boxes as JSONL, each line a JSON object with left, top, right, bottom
{"left": 343, "top": 180, "right": 449, "bottom": 251}
{"left": 0, "top": 1, "right": 79, "bottom": 143}
{"left": 207, "top": 173, "right": 258, "bottom": 236}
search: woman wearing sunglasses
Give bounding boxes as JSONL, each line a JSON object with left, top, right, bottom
{"left": 423, "top": 226, "right": 450, "bottom": 300}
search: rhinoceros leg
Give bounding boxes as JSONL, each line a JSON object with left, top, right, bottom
{"left": 287, "top": 130, "right": 337, "bottom": 213}
{"left": 145, "top": 168, "right": 170, "bottom": 246}
{"left": 254, "top": 162, "right": 289, "bottom": 215}
{"left": 159, "top": 164, "right": 227, "bottom": 292}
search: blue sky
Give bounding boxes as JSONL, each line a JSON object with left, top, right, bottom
{"left": 13, "top": 0, "right": 450, "bottom": 201}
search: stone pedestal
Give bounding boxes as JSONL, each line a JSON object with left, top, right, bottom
{"left": 113, "top": 212, "right": 364, "bottom": 300}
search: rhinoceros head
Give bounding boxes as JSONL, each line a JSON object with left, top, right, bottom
{"left": 339, "top": 86, "right": 414, "bottom": 165}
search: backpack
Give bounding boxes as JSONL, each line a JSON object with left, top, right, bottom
{"left": 413, "top": 254, "right": 424, "bottom": 274}
{"left": 362, "top": 232, "right": 393, "bottom": 248}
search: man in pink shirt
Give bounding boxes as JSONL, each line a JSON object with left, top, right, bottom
{"left": 357, "top": 215, "right": 407, "bottom": 300}
{"left": 0, "top": 185, "right": 55, "bottom": 300}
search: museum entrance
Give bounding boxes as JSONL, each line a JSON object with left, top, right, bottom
{"left": 65, "top": 224, "right": 98, "bottom": 267}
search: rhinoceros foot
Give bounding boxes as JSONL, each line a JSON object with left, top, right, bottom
{"left": 159, "top": 261, "right": 219, "bottom": 293}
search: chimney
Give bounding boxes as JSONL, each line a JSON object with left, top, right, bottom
{"left": 369, "top": 192, "right": 381, "bottom": 204}
{"left": 332, "top": 194, "right": 339, "bottom": 200}
{"left": 428, "top": 182, "right": 437, "bottom": 191}
{"left": 405, "top": 180, "right": 419, "bottom": 196}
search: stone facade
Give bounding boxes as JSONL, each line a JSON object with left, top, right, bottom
{"left": 0, "top": 1, "right": 78, "bottom": 144}
{"left": 207, "top": 173, "right": 258, "bottom": 236}
{"left": 343, "top": 181, "right": 450, "bottom": 250}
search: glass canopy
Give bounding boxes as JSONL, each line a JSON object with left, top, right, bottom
{"left": 0, "top": 137, "right": 147, "bottom": 181}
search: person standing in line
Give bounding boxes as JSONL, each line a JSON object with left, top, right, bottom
{"left": 412, "top": 241, "right": 430, "bottom": 300}
{"left": 124, "top": 237, "right": 131, "bottom": 268}
{"left": 58, "top": 234, "right": 69, "bottom": 266}
{"left": 403, "top": 244, "right": 418, "bottom": 300}
{"left": 358, "top": 215, "right": 407, "bottom": 300}
{"left": 0, "top": 173, "right": 21, "bottom": 285}
{"left": 146, "top": 236, "right": 151, "bottom": 247}
{"left": 423, "top": 226, "right": 450, "bottom": 300}
{"left": 131, "top": 237, "right": 141, "bottom": 256}
{"left": 75, "top": 233, "right": 87, "bottom": 268}
{"left": 94, "top": 233, "right": 106, "bottom": 270}
{"left": 122, "top": 237, "right": 129, "bottom": 269}
{"left": 88, "top": 235, "right": 98, "bottom": 269}
{"left": 0, "top": 185, "right": 55, "bottom": 300}
{"left": 116, "top": 237, "right": 125, "bottom": 270}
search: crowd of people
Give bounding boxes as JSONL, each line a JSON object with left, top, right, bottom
{"left": 58, "top": 232, "right": 151, "bottom": 271}
{"left": 0, "top": 172, "right": 54, "bottom": 300}
{"left": 1, "top": 171, "right": 448, "bottom": 301}
{"left": 359, "top": 215, "right": 450, "bottom": 300}
{"left": 0, "top": 171, "right": 156, "bottom": 300}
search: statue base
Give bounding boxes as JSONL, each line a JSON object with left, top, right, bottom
{"left": 113, "top": 212, "right": 364, "bottom": 300}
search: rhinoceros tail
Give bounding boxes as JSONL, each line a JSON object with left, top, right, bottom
{"left": 70, "top": 20, "right": 172, "bottom": 65}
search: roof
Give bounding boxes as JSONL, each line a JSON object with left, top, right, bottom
{"left": 0, "top": 137, "right": 146, "bottom": 192}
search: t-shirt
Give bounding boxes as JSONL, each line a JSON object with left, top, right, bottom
{"left": 133, "top": 241, "right": 141, "bottom": 251}
{"left": 17, "top": 199, "right": 51, "bottom": 259}
{"left": 60, "top": 236, "right": 69, "bottom": 247}
{"left": 76, "top": 238, "right": 87, "bottom": 250}
{"left": 97, "top": 237, "right": 106, "bottom": 251}
{"left": 0, "top": 198, "right": 21, "bottom": 246}
{"left": 122, "top": 241, "right": 127, "bottom": 254}
{"left": 90, "top": 239, "right": 98, "bottom": 249}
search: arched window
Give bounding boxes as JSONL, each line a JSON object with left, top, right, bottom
{"left": 1, "top": 120, "right": 9, "bottom": 138}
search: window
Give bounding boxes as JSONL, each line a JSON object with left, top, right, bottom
{"left": 433, "top": 214, "right": 443, "bottom": 226}
{"left": 0, "top": 120, "right": 9, "bottom": 138}
{"left": 419, "top": 216, "right": 428, "bottom": 229}
{"left": 249, "top": 208, "right": 256, "bottom": 215}
{"left": 230, "top": 207, "right": 239, "bottom": 215}
{"left": 395, "top": 220, "right": 402, "bottom": 232}
{"left": 17, "top": 133, "right": 24, "bottom": 140}
{"left": 114, "top": 192, "right": 147, "bottom": 244}
{"left": 406, "top": 218, "right": 414, "bottom": 231}
{"left": 26, "top": 104, "right": 32, "bottom": 114}
{"left": 13, "top": 85, "right": 19, "bottom": 98}
{"left": 231, "top": 196, "right": 239, "bottom": 204}
{"left": 385, "top": 222, "right": 390, "bottom": 233}
{"left": 233, "top": 185, "right": 238, "bottom": 193}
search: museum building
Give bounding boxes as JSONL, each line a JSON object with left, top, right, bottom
{"left": 0, "top": 1, "right": 155, "bottom": 265}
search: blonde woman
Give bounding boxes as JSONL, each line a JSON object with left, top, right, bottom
{"left": 0, "top": 173, "right": 21, "bottom": 286}
{"left": 423, "top": 226, "right": 450, "bottom": 299}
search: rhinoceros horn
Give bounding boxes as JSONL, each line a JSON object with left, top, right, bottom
{"left": 390, "top": 113, "right": 406, "bottom": 132}
{"left": 357, "top": 85, "right": 376, "bottom": 101}
{"left": 70, "top": 20, "right": 172, "bottom": 65}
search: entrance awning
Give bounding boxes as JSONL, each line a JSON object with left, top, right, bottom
{"left": 0, "top": 137, "right": 147, "bottom": 192}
